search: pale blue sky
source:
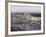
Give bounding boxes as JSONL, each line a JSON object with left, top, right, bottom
{"left": 10, "top": 5, "right": 41, "bottom": 13}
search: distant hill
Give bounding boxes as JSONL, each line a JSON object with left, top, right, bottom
{"left": 11, "top": 12, "right": 41, "bottom": 17}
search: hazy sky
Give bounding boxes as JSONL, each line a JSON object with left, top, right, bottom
{"left": 10, "top": 5, "right": 41, "bottom": 13}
